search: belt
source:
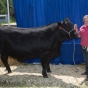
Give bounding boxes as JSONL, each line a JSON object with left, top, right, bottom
{"left": 82, "top": 46, "right": 87, "bottom": 49}
{"left": 82, "top": 46, "right": 88, "bottom": 52}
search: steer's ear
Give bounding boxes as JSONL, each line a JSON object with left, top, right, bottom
{"left": 58, "top": 22, "right": 63, "bottom": 30}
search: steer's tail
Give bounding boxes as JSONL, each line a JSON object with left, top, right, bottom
{"left": 0, "top": 26, "right": 3, "bottom": 54}
{"left": 0, "top": 35, "right": 2, "bottom": 54}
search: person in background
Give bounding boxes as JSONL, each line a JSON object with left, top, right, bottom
{"left": 74, "top": 15, "right": 88, "bottom": 81}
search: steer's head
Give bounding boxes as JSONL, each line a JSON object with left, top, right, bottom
{"left": 58, "top": 18, "right": 78, "bottom": 40}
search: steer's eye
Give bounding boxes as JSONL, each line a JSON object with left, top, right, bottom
{"left": 65, "top": 21, "right": 68, "bottom": 24}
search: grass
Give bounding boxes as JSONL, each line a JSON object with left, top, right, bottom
{"left": 81, "top": 82, "right": 88, "bottom": 88}
{"left": 0, "top": 64, "right": 88, "bottom": 88}
{"left": 0, "top": 18, "right": 16, "bottom": 25}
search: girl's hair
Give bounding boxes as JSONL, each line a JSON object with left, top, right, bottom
{"left": 83, "top": 15, "right": 88, "bottom": 21}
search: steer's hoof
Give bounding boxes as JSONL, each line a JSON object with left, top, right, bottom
{"left": 8, "top": 71, "right": 12, "bottom": 74}
{"left": 43, "top": 75, "right": 48, "bottom": 78}
{"left": 47, "top": 70, "right": 52, "bottom": 73}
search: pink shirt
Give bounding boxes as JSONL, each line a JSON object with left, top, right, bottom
{"left": 79, "top": 25, "right": 88, "bottom": 46}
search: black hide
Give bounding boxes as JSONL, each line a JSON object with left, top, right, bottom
{"left": 0, "top": 18, "right": 78, "bottom": 78}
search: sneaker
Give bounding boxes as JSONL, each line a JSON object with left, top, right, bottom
{"left": 81, "top": 72, "right": 87, "bottom": 75}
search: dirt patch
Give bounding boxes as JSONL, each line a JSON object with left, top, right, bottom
{"left": 0, "top": 63, "right": 88, "bottom": 88}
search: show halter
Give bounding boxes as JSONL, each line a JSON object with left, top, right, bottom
{"left": 62, "top": 28, "right": 74, "bottom": 38}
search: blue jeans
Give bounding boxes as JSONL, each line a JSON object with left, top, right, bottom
{"left": 82, "top": 47, "right": 88, "bottom": 74}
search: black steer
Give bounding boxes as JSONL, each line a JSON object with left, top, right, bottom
{"left": 0, "top": 18, "right": 78, "bottom": 78}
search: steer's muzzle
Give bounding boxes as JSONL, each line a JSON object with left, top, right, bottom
{"left": 70, "top": 29, "right": 79, "bottom": 39}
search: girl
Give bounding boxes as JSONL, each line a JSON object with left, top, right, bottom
{"left": 74, "top": 15, "right": 88, "bottom": 81}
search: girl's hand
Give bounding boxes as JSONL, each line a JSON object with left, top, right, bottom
{"left": 74, "top": 24, "right": 78, "bottom": 31}
{"left": 74, "top": 24, "right": 80, "bottom": 38}
{"left": 74, "top": 24, "right": 78, "bottom": 29}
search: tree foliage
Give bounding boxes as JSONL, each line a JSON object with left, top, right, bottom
{"left": 0, "top": 0, "right": 14, "bottom": 19}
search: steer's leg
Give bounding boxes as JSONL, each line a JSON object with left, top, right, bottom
{"left": 40, "top": 58, "right": 48, "bottom": 78}
{"left": 1, "top": 54, "right": 12, "bottom": 73}
{"left": 46, "top": 60, "right": 51, "bottom": 73}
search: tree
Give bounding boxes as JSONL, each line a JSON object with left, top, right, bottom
{"left": 0, "top": 0, "right": 15, "bottom": 20}
{"left": 0, "top": 0, "right": 7, "bottom": 14}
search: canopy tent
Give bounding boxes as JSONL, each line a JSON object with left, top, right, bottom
{"left": 12, "top": 0, "right": 88, "bottom": 64}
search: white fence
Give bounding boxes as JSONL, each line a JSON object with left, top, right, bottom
{"left": 0, "top": 15, "right": 8, "bottom": 23}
